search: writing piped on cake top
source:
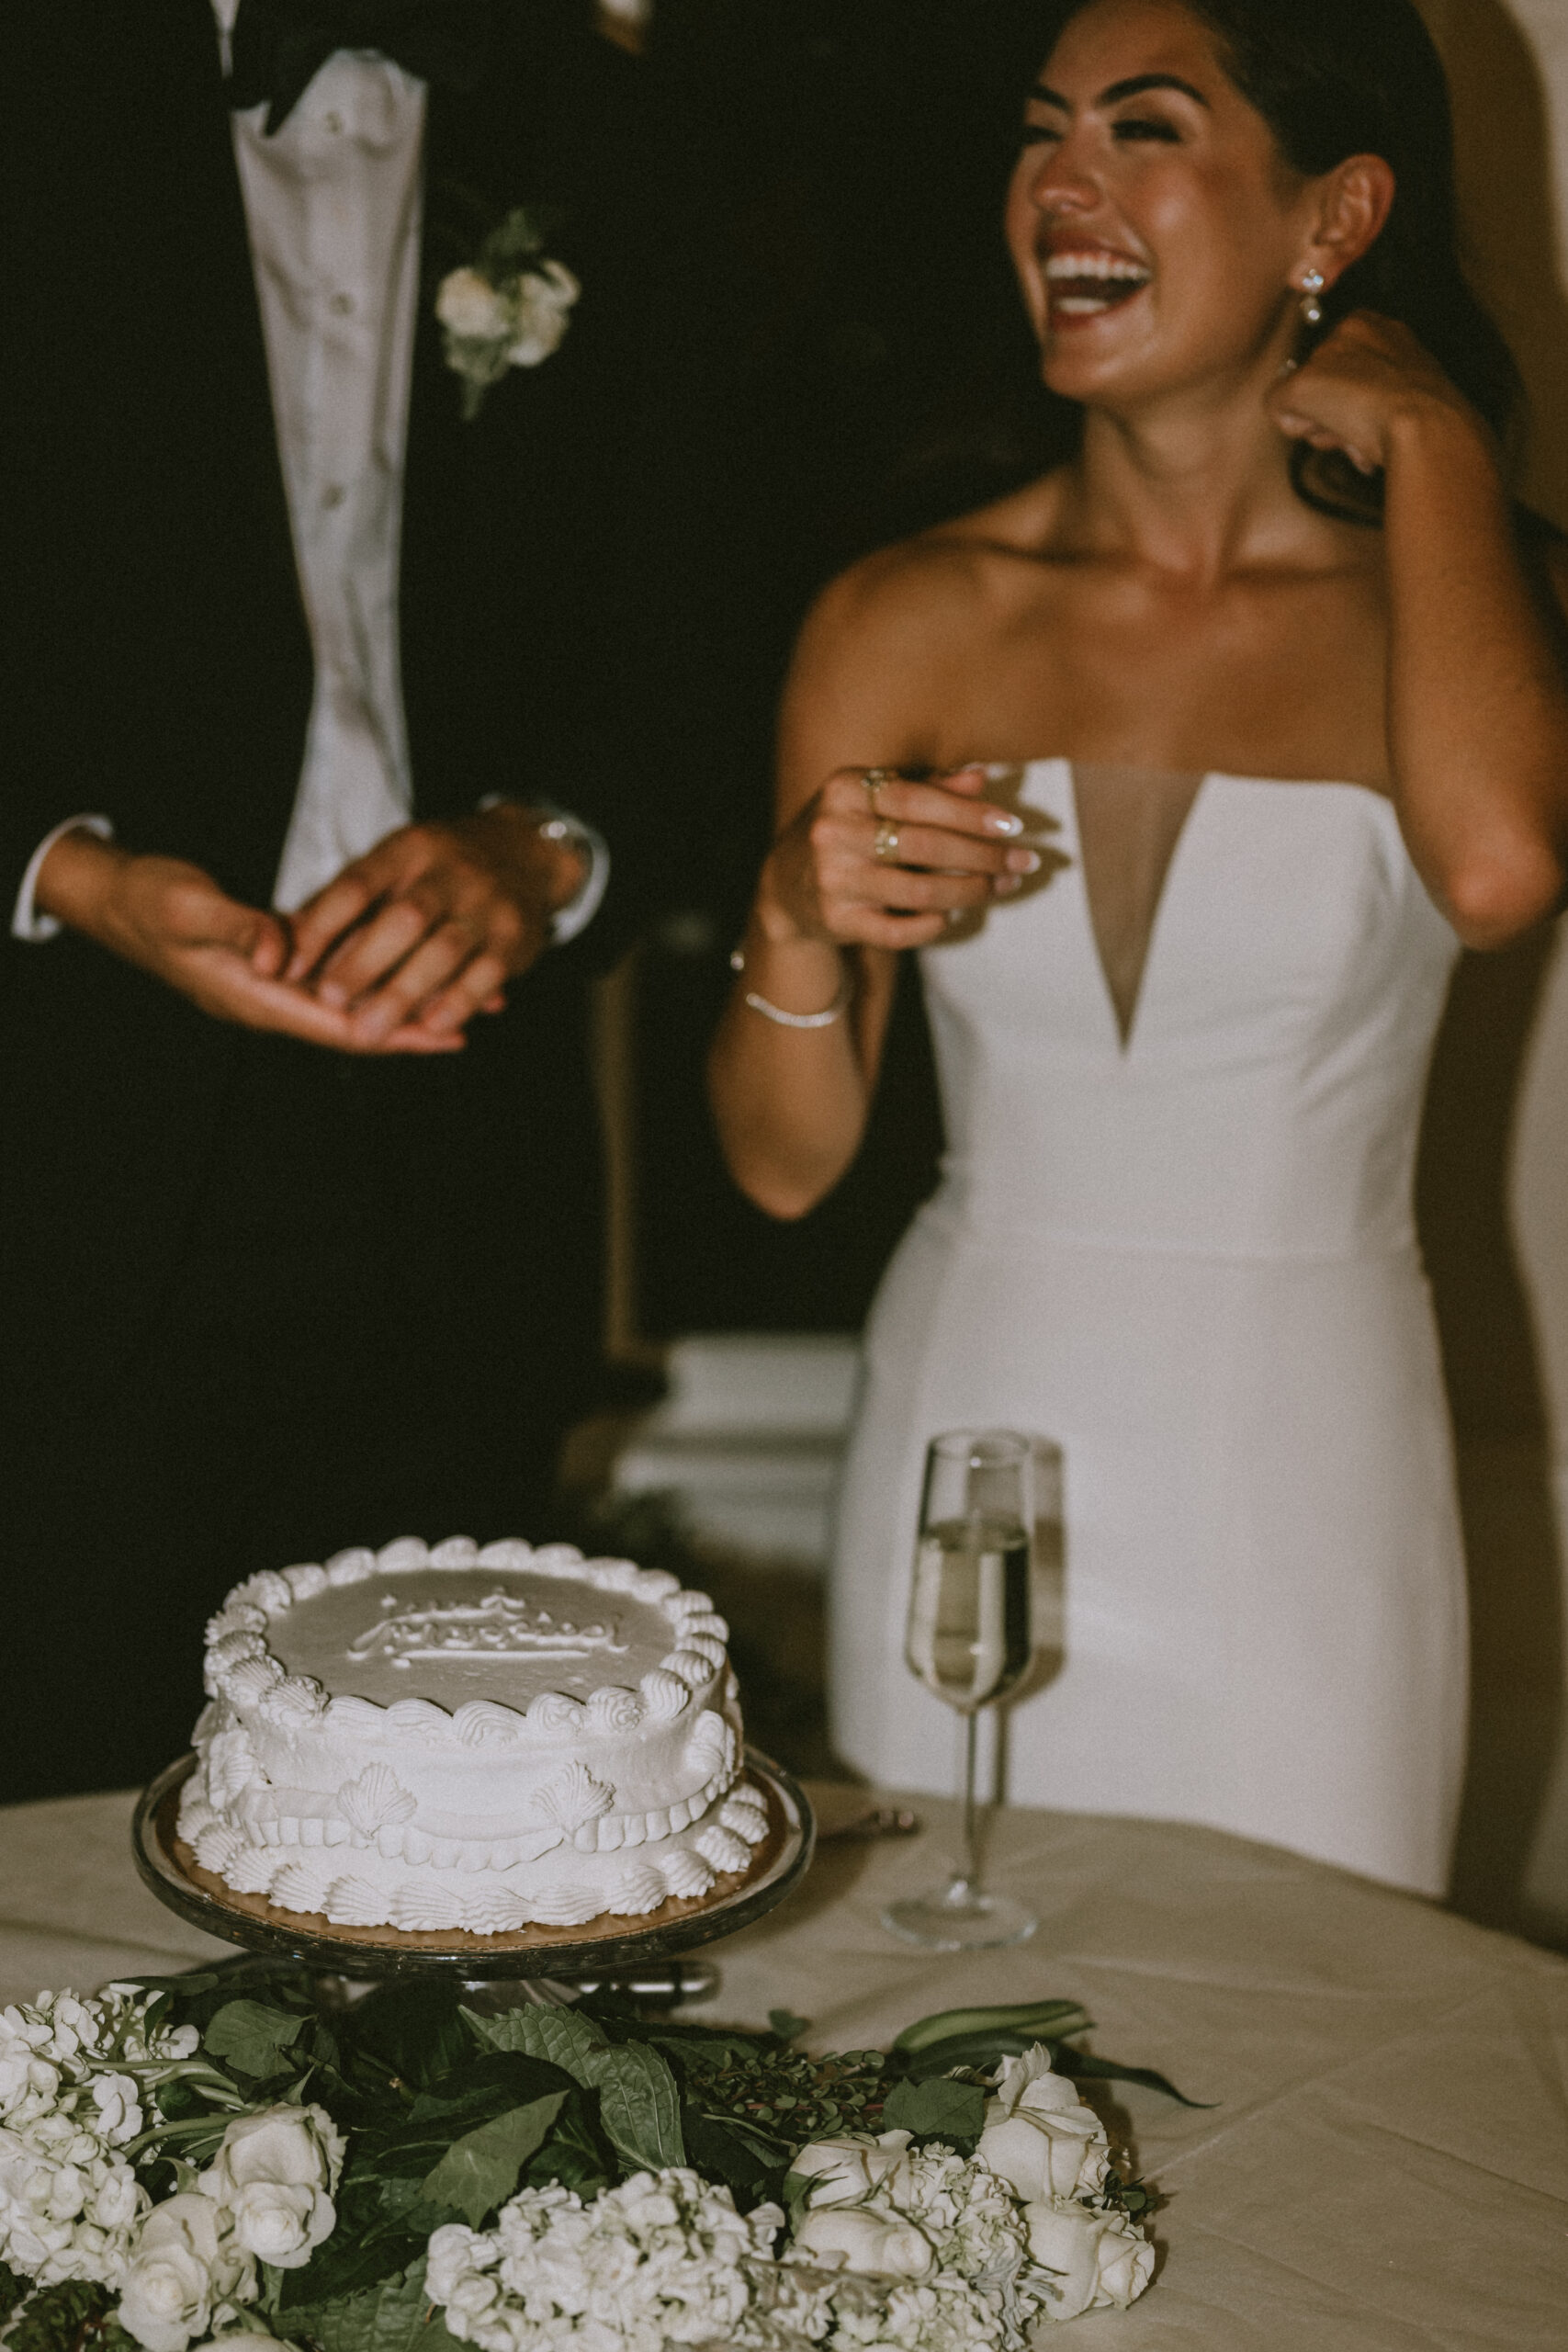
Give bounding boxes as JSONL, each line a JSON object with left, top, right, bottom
{"left": 201, "top": 1534, "right": 731, "bottom": 1742}
{"left": 348, "top": 1586, "right": 629, "bottom": 1668}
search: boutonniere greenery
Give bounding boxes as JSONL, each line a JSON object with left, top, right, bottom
{"left": 434, "top": 199, "right": 580, "bottom": 422}
{"left": 0, "top": 1973, "right": 1195, "bottom": 2352}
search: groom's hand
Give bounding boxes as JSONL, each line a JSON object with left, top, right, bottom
{"left": 31, "top": 829, "right": 461, "bottom": 1053}
{"left": 284, "top": 806, "right": 588, "bottom": 1043}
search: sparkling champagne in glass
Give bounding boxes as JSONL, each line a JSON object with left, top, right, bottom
{"left": 884, "top": 1430, "right": 1043, "bottom": 1949}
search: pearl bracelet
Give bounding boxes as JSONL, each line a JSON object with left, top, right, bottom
{"left": 729, "top": 946, "right": 851, "bottom": 1029}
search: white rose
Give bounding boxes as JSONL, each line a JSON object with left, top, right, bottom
{"left": 203, "top": 2105, "right": 344, "bottom": 2202}
{"left": 505, "top": 262, "right": 580, "bottom": 367}
{"left": 1022, "top": 2199, "right": 1154, "bottom": 2322}
{"left": 977, "top": 2055, "right": 1110, "bottom": 2204}
{"left": 226, "top": 2180, "right": 319, "bottom": 2268}
{"left": 791, "top": 2206, "right": 932, "bottom": 2278}
{"left": 436, "top": 267, "right": 512, "bottom": 343}
{"left": 787, "top": 2130, "right": 912, "bottom": 2211}
{"left": 118, "top": 2195, "right": 225, "bottom": 2352}
{"left": 989, "top": 2045, "right": 1079, "bottom": 2119}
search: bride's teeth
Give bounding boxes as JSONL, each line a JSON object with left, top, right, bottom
{"left": 1045, "top": 252, "right": 1149, "bottom": 283}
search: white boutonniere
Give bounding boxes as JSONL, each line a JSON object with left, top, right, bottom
{"left": 435, "top": 206, "right": 580, "bottom": 422}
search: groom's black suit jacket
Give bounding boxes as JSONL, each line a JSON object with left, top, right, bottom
{"left": 3, "top": 2, "right": 688, "bottom": 1430}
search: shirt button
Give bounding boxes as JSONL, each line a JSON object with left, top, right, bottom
{"left": 323, "top": 110, "right": 344, "bottom": 134}
{"left": 321, "top": 484, "right": 346, "bottom": 510}
{"left": 328, "top": 292, "right": 355, "bottom": 316}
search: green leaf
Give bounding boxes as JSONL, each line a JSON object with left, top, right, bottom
{"left": 892, "top": 2000, "right": 1091, "bottom": 2055}
{"left": 680, "top": 2109, "right": 783, "bottom": 2204}
{"left": 3, "top": 2278, "right": 118, "bottom": 2352}
{"left": 0, "top": 2261, "right": 28, "bottom": 2324}
{"left": 343, "top": 1978, "right": 477, "bottom": 2097}
{"left": 283, "top": 2256, "right": 463, "bottom": 2352}
{"left": 577, "top": 2043, "right": 686, "bottom": 2175}
{"left": 517, "top": 2092, "right": 611, "bottom": 2197}
{"left": 768, "top": 2010, "right": 809, "bottom": 2042}
{"left": 879, "top": 2075, "right": 987, "bottom": 2142}
{"left": 1053, "top": 2047, "right": 1213, "bottom": 2109}
{"left": 204, "top": 1998, "right": 305, "bottom": 2076}
{"left": 461, "top": 2004, "right": 607, "bottom": 2075}
{"left": 462, "top": 2006, "right": 682, "bottom": 2177}
{"left": 693, "top": 2107, "right": 792, "bottom": 2165}
{"left": 419, "top": 2094, "right": 567, "bottom": 2228}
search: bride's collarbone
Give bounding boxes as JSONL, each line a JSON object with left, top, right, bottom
{"left": 908, "top": 550, "right": 1392, "bottom": 786}
{"left": 917, "top": 646, "right": 1391, "bottom": 792}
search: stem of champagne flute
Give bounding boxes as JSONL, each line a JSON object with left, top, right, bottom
{"left": 953, "top": 1709, "right": 980, "bottom": 1896}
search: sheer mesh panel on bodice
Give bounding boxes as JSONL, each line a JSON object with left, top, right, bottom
{"left": 1069, "top": 763, "right": 1205, "bottom": 1046}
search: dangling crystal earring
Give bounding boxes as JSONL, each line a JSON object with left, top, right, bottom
{"left": 1300, "top": 267, "right": 1325, "bottom": 326}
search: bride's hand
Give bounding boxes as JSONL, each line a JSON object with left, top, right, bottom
{"left": 1269, "top": 311, "right": 1484, "bottom": 477}
{"left": 758, "top": 765, "right": 1045, "bottom": 949}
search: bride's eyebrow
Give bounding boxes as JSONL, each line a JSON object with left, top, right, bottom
{"left": 1027, "top": 74, "right": 1213, "bottom": 111}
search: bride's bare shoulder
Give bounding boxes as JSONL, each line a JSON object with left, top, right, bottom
{"left": 804, "top": 476, "right": 1070, "bottom": 652}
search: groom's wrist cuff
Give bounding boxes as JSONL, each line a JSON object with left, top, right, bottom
{"left": 12, "top": 815, "right": 115, "bottom": 942}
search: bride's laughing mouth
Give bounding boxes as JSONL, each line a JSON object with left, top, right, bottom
{"left": 1043, "top": 246, "right": 1153, "bottom": 325}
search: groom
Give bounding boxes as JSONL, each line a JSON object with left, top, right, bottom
{"left": 1, "top": 2, "right": 693, "bottom": 1797}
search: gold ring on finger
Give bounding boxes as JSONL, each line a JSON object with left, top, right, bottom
{"left": 874, "top": 820, "right": 902, "bottom": 864}
{"left": 863, "top": 766, "right": 898, "bottom": 810}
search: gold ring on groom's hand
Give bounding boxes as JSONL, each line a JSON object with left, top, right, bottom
{"left": 874, "top": 820, "right": 902, "bottom": 863}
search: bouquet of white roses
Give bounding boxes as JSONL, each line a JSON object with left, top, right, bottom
{"left": 0, "top": 1974, "right": 1184, "bottom": 2352}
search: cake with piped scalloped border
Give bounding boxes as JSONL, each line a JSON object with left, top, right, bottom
{"left": 175, "top": 1536, "right": 771, "bottom": 1935}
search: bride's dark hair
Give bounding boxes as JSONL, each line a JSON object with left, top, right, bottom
{"left": 886, "top": 0, "right": 1522, "bottom": 530}
{"left": 1166, "top": 0, "right": 1519, "bottom": 514}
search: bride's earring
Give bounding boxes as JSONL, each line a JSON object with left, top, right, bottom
{"left": 1299, "top": 267, "right": 1325, "bottom": 326}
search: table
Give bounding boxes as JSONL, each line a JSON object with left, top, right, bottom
{"left": 0, "top": 1784, "right": 1563, "bottom": 2348}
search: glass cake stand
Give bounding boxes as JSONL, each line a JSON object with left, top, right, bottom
{"left": 132, "top": 1750, "right": 813, "bottom": 2003}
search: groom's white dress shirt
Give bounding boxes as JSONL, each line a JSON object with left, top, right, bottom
{"left": 15, "top": 7, "right": 604, "bottom": 943}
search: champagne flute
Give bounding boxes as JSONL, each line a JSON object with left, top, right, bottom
{"left": 883, "top": 1429, "right": 1044, "bottom": 1950}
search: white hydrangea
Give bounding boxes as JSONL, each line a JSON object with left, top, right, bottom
{"left": 0, "top": 1986, "right": 196, "bottom": 2291}
{"left": 426, "top": 2170, "right": 784, "bottom": 2352}
{"left": 0, "top": 1971, "right": 345, "bottom": 2352}
{"left": 871, "top": 2139, "right": 1029, "bottom": 2284}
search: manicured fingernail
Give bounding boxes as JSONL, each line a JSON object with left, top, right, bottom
{"left": 983, "top": 811, "right": 1024, "bottom": 836}
{"left": 994, "top": 874, "right": 1022, "bottom": 897}
{"left": 1007, "top": 847, "right": 1041, "bottom": 874}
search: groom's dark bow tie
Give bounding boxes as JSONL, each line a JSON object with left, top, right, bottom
{"left": 228, "top": 0, "right": 500, "bottom": 134}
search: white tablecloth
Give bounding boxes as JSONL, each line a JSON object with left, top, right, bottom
{"left": 1, "top": 1785, "right": 1563, "bottom": 2347}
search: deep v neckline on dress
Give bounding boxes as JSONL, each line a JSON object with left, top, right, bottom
{"left": 1067, "top": 763, "right": 1207, "bottom": 1048}
{"left": 1041, "top": 762, "right": 1398, "bottom": 1053}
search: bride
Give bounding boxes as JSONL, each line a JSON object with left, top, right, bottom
{"left": 706, "top": 0, "right": 1568, "bottom": 1894}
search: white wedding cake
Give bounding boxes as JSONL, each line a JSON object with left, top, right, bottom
{"left": 175, "top": 1535, "right": 771, "bottom": 1936}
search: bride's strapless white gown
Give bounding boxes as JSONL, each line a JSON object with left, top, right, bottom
{"left": 830, "top": 760, "right": 1467, "bottom": 1894}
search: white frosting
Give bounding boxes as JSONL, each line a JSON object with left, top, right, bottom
{"left": 181, "top": 1536, "right": 759, "bottom": 1933}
